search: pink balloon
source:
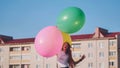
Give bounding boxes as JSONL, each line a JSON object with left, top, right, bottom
{"left": 34, "top": 26, "right": 63, "bottom": 57}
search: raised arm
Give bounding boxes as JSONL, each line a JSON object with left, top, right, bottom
{"left": 74, "top": 55, "right": 85, "bottom": 65}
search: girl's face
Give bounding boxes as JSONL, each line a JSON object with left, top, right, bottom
{"left": 63, "top": 43, "right": 69, "bottom": 51}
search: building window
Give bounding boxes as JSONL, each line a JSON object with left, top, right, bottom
{"left": 99, "top": 62, "right": 104, "bottom": 68}
{"left": 0, "top": 56, "right": 3, "bottom": 62}
{"left": 0, "top": 48, "right": 2, "bottom": 53}
{"left": 72, "top": 45, "right": 81, "bottom": 48}
{"left": 0, "top": 56, "right": 2, "bottom": 62}
{"left": 72, "top": 43, "right": 81, "bottom": 48}
{"left": 72, "top": 53, "right": 81, "bottom": 58}
{"left": 36, "top": 55, "right": 40, "bottom": 61}
{"left": 22, "top": 46, "right": 31, "bottom": 51}
{"left": 119, "top": 49, "right": 120, "bottom": 57}
{"left": 9, "top": 64, "right": 20, "bottom": 68}
{"left": 36, "top": 64, "right": 40, "bottom": 68}
{"left": 22, "top": 55, "right": 30, "bottom": 60}
{"left": 10, "top": 56, "right": 21, "bottom": 60}
{"left": 21, "top": 64, "right": 30, "bottom": 68}
{"left": 0, "top": 65, "right": 3, "bottom": 68}
{"left": 99, "top": 42, "right": 104, "bottom": 48}
{"left": 109, "top": 51, "right": 116, "bottom": 56}
{"left": 99, "top": 52, "right": 104, "bottom": 58}
{"left": 88, "top": 43, "right": 93, "bottom": 48}
{"left": 46, "top": 64, "right": 50, "bottom": 68}
{"left": 109, "top": 40, "right": 116, "bottom": 46}
{"left": 10, "top": 47, "right": 21, "bottom": 51}
{"left": 88, "top": 62, "right": 93, "bottom": 68}
{"left": 88, "top": 53, "right": 93, "bottom": 58}
{"left": 109, "top": 61, "right": 115, "bottom": 66}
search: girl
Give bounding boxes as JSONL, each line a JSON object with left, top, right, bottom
{"left": 57, "top": 42, "right": 85, "bottom": 68}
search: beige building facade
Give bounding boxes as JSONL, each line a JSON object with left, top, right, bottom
{"left": 0, "top": 27, "right": 120, "bottom": 68}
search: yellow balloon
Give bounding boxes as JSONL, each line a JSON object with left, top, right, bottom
{"left": 62, "top": 32, "right": 72, "bottom": 45}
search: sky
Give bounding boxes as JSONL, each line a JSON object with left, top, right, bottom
{"left": 0, "top": 0, "right": 120, "bottom": 39}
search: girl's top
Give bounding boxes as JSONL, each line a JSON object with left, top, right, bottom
{"left": 57, "top": 51, "right": 69, "bottom": 67}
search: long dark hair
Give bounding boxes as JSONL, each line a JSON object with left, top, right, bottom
{"left": 62, "top": 42, "right": 75, "bottom": 67}
{"left": 62, "top": 42, "right": 71, "bottom": 54}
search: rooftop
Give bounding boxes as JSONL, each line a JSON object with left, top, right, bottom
{"left": 0, "top": 27, "right": 120, "bottom": 45}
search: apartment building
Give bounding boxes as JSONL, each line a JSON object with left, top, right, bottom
{"left": 0, "top": 36, "right": 58, "bottom": 68}
{"left": 0, "top": 27, "right": 120, "bottom": 68}
{"left": 71, "top": 27, "right": 120, "bottom": 68}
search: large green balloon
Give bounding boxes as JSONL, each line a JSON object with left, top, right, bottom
{"left": 57, "top": 7, "right": 85, "bottom": 34}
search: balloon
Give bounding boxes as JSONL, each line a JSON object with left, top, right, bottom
{"left": 34, "top": 26, "right": 63, "bottom": 57}
{"left": 62, "top": 32, "right": 72, "bottom": 45}
{"left": 57, "top": 7, "right": 85, "bottom": 34}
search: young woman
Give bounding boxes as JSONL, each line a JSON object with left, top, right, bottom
{"left": 57, "top": 42, "right": 85, "bottom": 68}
